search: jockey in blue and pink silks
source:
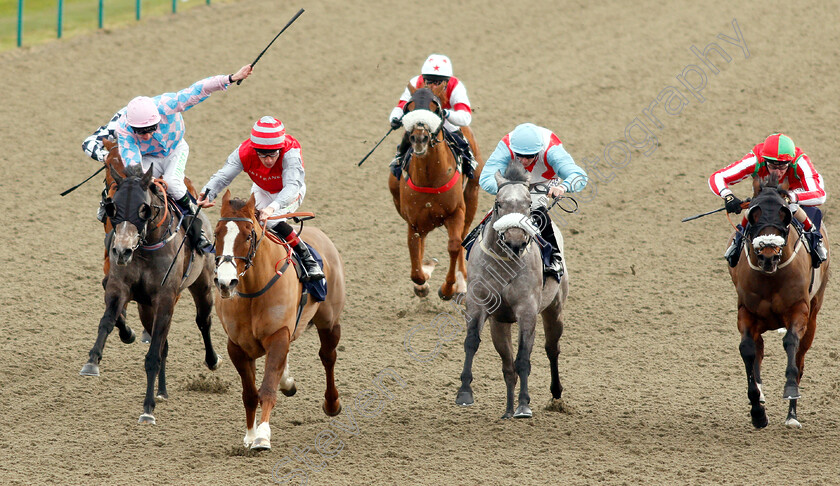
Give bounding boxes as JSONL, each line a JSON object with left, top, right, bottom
{"left": 465, "top": 122, "right": 588, "bottom": 281}
{"left": 82, "top": 64, "right": 253, "bottom": 254}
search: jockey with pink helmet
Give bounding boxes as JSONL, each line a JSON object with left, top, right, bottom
{"left": 710, "top": 132, "right": 827, "bottom": 268}
{"left": 464, "top": 123, "right": 588, "bottom": 281}
{"left": 387, "top": 54, "right": 476, "bottom": 179}
{"left": 197, "top": 116, "right": 324, "bottom": 282}
{"left": 84, "top": 64, "right": 253, "bottom": 254}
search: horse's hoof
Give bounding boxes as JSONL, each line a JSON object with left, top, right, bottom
{"left": 140, "top": 330, "right": 151, "bottom": 344}
{"left": 79, "top": 363, "right": 100, "bottom": 377}
{"left": 438, "top": 287, "right": 454, "bottom": 301}
{"left": 250, "top": 437, "right": 271, "bottom": 450}
{"left": 138, "top": 413, "right": 156, "bottom": 425}
{"left": 207, "top": 355, "right": 222, "bottom": 371}
{"left": 413, "top": 283, "right": 430, "bottom": 298}
{"left": 784, "top": 385, "right": 801, "bottom": 400}
{"left": 281, "top": 384, "right": 297, "bottom": 397}
{"left": 156, "top": 392, "right": 168, "bottom": 400}
{"left": 119, "top": 328, "right": 136, "bottom": 344}
{"left": 501, "top": 412, "right": 513, "bottom": 420}
{"left": 785, "top": 417, "right": 802, "bottom": 428}
{"left": 455, "top": 390, "right": 474, "bottom": 406}
{"left": 750, "top": 406, "right": 768, "bottom": 429}
{"left": 323, "top": 400, "right": 342, "bottom": 417}
{"left": 513, "top": 405, "right": 532, "bottom": 419}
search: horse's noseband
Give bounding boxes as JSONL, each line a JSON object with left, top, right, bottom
{"left": 216, "top": 217, "right": 262, "bottom": 277}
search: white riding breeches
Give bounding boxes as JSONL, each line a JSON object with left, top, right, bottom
{"left": 137, "top": 139, "right": 190, "bottom": 200}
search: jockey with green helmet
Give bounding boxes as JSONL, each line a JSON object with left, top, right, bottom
{"left": 709, "top": 133, "right": 827, "bottom": 268}
{"left": 466, "top": 123, "right": 588, "bottom": 281}
{"left": 388, "top": 54, "right": 476, "bottom": 179}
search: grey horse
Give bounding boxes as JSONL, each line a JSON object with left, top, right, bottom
{"left": 456, "top": 162, "right": 569, "bottom": 418}
{"left": 79, "top": 164, "right": 220, "bottom": 425}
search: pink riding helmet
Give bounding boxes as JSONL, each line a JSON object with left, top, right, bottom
{"left": 126, "top": 96, "right": 161, "bottom": 128}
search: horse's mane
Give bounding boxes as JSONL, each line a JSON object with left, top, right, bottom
{"left": 756, "top": 173, "right": 788, "bottom": 201}
{"left": 123, "top": 164, "right": 145, "bottom": 179}
{"left": 503, "top": 160, "right": 530, "bottom": 184}
{"left": 229, "top": 197, "right": 251, "bottom": 212}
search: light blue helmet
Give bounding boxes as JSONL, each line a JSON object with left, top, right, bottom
{"left": 509, "top": 123, "right": 543, "bottom": 155}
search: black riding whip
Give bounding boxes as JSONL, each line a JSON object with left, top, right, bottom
{"left": 681, "top": 206, "right": 726, "bottom": 222}
{"left": 237, "top": 8, "right": 305, "bottom": 85}
{"left": 161, "top": 198, "right": 203, "bottom": 286}
{"left": 357, "top": 127, "right": 397, "bottom": 167}
{"left": 60, "top": 165, "right": 105, "bottom": 196}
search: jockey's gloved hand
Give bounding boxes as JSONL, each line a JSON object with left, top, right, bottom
{"left": 442, "top": 109, "right": 450, "bottom": 119}
{"left": 390, "top": 118, "right": 402, "bottom": 130}
{"left": 724, "top": 194, "right": 743, "bottom": 214}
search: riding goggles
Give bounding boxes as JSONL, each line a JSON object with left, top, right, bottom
{"left": 132, "top": 124, "right": 158, "bottom": 135}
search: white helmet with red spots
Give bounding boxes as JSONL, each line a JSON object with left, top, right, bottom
{"left": 421, "top": 54, "right": 453, "bottom": 78}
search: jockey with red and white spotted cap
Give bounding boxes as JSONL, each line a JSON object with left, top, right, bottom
{"left": 388, "top": 54, "right": 476, "bottom": 179}
{"left": 709, "top": 133, "right": 827, "bottom": 268}
{"left": 198, "top": 116, "right": 324, "bottom": 282}
{"left": 84, "top": 64, "right": 253, "bottom": 254}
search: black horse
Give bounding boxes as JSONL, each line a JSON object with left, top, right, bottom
{"left": 80, "top": 163, "right": 220, "bottom": 425}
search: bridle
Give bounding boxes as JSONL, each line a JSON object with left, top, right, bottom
{"left": 215, "top": 217, "right": 266, "bottom": 278}
{"left": 491, "top": 180, "right": 535, "bottom": 250}
{"left": 105, "top": 178, "right": 177, "bottom": 252}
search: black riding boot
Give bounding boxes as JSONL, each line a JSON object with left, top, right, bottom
{"left": 724, "top": 225, "right": 745, "bottom": 267}
{"left": 803, "top": 228, "right": 828, "bottom": 268}
{"left": 390, "top": 134, "right": 411, "bottom": 179}
{"left": 176, "top": 194, "right": 214, "bottom": 255}
{"left": 532, "top": 207, "right": 564, "bottom": 280}
{"left": 446, "top": 129, "right": 476, "bottom": 179}
{"left": 97, "top": 187, "right": 108, "bottom": 223}
{"left": 268, "top": 222, "right": 325, "bottom": 282}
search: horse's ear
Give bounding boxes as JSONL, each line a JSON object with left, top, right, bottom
{"left": 246, "top": 193, "right": 256, "bottom": 215}
{"left": 222, "top": 189, "right": 231, "bottom": 206}
{"left": 747, "top": 207, "right": 761, "bottom": 226}
{"left": 779, "top": 206, "right": 792, "bottom": 227}
{"left": 407, "top": 83, "right": 417, "bottom": 95}
{"left": 109, "top": 164, "right": 124, "bottom": 185}
{"left": 140, "top": 163, "right": 154, "bottom": 188}
{"left": 494, "top": 170, "right": 507, "bottom": 189}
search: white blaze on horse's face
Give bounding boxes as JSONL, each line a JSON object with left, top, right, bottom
{"left": 215, "top": 222, "right": 241, "bottom": 296}
{"left": 402, "top": 110, "right": 442, "bottom": 156}
{"left": 111, "top": 221, "right": 142, "bottom": 266}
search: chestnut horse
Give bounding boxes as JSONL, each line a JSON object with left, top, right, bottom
{"left": 80, "top": 163, "right": 220, "bottom": 425}
{"left": 730, "top": 177, "right": 830, "bottom": 428}
{"left": 388, "top": 87, "right": 484, "bottom": 299}
{"left": 213, "top": 191, "right": 345, "bottom": 450}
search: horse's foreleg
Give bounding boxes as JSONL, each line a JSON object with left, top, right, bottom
{"left": 189, "top": 277, "right": 220, "bottom": 370}
{"left": 737, "top": 307, "right": 767, "bottom": 429}
{"left": 252, "top": 328, "right": 291, "bottom": 450}
{"left": 408, "top": 228, "right": 432, "bottom": 297}
{"left": 542, "top": 305, "right": 565, "bottom": 401}
{"left": 439, "top": 211, "right": 466, "bottom": 300}
{"left": 513, "top": 313, "right": 537, "bottom": 419}
{"left": 388, "top": 173, "right": 402, "bottom": 216}
{"left": 138, "top": 299, "right": 175, "bottom": 425}
{"left": 782, "top": 303, "right": 810, "bottom": 401}
{"left": 228, "top": 339, "right": 259, "bottom": 448}
{"left": 156, "top": 340, "right": 169, "bottom": 400}
{"left": 80, "top": 290, "right": 128, "bottom": 376}
{"left": 783, "top": 303, "right": 813, "bottom": 428}
{"left": 456, "top": 311, "right": 486, "bottom": 407}
{"left": 490, "top": 319, "right": 517, "bottom": 419}
{"left": 317, "top": 323, "right": 342, "bottom": 417}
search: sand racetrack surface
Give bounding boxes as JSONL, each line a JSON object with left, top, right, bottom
{"left": 2, "top": 0, "right": 840, "bottom": 484}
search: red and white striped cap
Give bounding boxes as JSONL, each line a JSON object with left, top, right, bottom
{"left": 250, "top": 116, "right": 286, "bottom": 150}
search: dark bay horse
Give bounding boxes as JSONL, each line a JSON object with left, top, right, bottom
{"left": 213, "top": 191, "right": 345, "bottom": 450}
{"left": 456, "top": 163, "right": 569, "bottom": 418}
{"left": 730, "top": 177, "right": 830, "bottom": 428}
{"left": 388, "top": 87, "right": 483, "bottom": 300}
{"left": 80, "top": 163, "right": 220, "bottom": 425}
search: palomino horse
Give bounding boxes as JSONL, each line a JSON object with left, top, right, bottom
{"left": 730, "top": 176, "right": 829, "bottom": 428}
{"left": 80, "top": 163, "right": 220, "bottom": 425}
{"left": 388, "top": 87, "right": 483, "bottom": 300}
{"left": 213, "top": 191, "right": 345, "bottom": 450}
{"left": 456, "top": 162, "right": 569, "bottom": 418}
